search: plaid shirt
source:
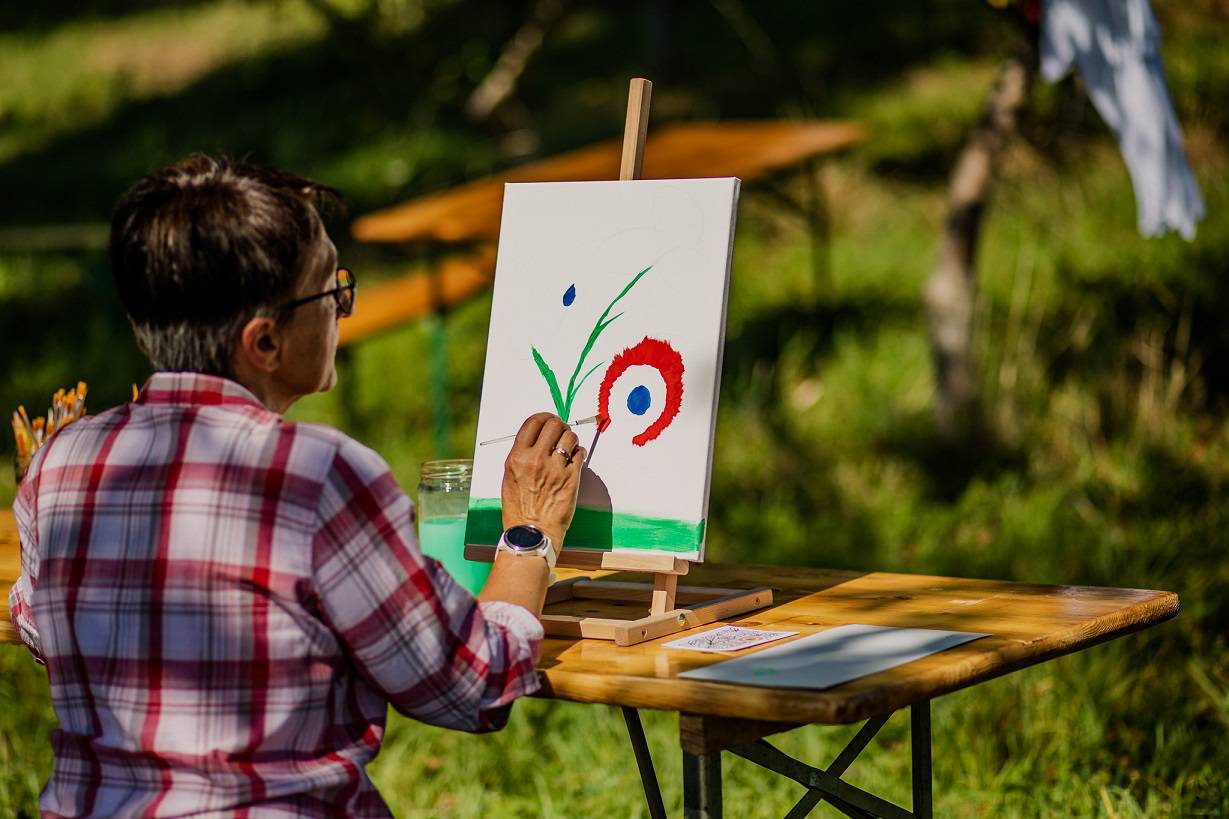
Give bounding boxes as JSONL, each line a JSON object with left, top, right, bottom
{"left": 9, "top": 372, "right": 543, "bottom": 818}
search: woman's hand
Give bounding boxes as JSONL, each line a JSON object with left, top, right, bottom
{"left": 500, "top": 412, "right": 586, "bottom": 549}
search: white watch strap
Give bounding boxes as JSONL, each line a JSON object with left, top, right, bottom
{"left": 534, "top": 532, "right": 557, "bottom": 585}
{"left": 543, "top": 539, "right": 558, "bottom": 586}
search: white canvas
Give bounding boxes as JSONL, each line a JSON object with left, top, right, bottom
{"left": 465, "top": 178, "right": 741, "bottom": 560}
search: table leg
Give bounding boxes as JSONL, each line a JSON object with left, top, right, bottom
{"left": 785, "top": 714, "right": 889, "bottom": 818}
{"left": 622, "top": 707, "right": 667, "bottom": 819}
{"left": 911, "top": 701, "right": 932, "bottom": 819}
{"left": 677, "top": 707, "right": 933, "bottom": 818}
{"left": 683, "top": 748, "right": 722, "bottom": 819}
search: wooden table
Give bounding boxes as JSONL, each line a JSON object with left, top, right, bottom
{"left": 537, "top": 563, "right": 1176, "bottom": 818}
{"left": 0, "top": 512, "right": 1179, "bottom": 818}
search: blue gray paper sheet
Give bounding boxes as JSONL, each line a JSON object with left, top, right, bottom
{"left": 678, "top": 624, "right": 990, "bottom": 690}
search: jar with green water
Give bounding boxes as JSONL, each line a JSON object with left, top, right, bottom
{"left": 416, "top": 459, "right": 491, "bottom": 595}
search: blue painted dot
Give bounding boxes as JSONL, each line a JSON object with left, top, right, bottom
{"left": 562, "top": 283, "right": 576, "bottom": 306}
{"left": 627, "top": 385, "right": 651, "bottom": 416}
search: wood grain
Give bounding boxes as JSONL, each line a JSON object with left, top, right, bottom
{"left": 0, "top": 510, "right": 1179, "bottom": 727}
{"left": 650, "top": 572, "right": 677, "bottom": 615}
{"left": 0, "top": 509, "right": 19, "bottom": 644}
{"left": 619, "top": 78, "right": 652, "bottom": 181}
{"left": 537, "top": 563, "right": 1179, "bottom": 724}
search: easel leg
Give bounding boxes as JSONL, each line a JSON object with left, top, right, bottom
{"left": 622, "top": 708, "right": 667, "bottom": 819}
{"left": 911, "top": 701, "right": 932, "bottom": 819}
{"left": 650, "top": 571, "right": 678, "bottom": 615}
{"left": 683, "top": 749, "right": 722, "bottom": 819}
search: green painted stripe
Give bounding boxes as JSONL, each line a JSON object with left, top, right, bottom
{"left": 465, "top": 498, "right": 704, "bottom": 553}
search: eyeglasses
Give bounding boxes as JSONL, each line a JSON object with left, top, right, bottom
{"left": 281, "top": 267, "right": 356, "bottom": 318}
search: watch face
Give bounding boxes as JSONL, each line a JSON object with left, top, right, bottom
{"left": 505, "top": 525, "right": 545, "bottom": 550}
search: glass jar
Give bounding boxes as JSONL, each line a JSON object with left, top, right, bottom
{"left": 416, "top": 459, "right": 491, "bottom": 594}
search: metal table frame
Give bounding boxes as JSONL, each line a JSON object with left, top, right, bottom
{"left": 622, "top": 701, "right": 932, "bottom": 819}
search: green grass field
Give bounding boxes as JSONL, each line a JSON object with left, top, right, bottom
{"left": 1, "top": 1, "right": 1227, "bottom": 815}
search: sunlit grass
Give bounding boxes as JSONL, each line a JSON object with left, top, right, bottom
{"left": 2, "top": 2, "right": 1228, "bottom": 817}
{"left": 0, "top": 1, "right": 326, "bottom": 166}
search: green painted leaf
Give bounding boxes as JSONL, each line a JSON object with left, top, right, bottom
{"left": 531, "top": 345, "right": 566, "bottom": 418}
{"left": 563, "top": 266, "right": 652, "bottom": 411}
{"left": 568, "top": 360, "right": 606, "bottom": 408}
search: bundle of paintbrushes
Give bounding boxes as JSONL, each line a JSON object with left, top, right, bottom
{"left": 12, "top": 382, "right": 87, "bottom": 481}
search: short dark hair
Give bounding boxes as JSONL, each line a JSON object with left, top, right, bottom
{"left": 109, "top": 154, "right": 340, "bottom": 376}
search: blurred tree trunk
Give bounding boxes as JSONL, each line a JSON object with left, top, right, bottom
{"left": 466, "top": 0, "right": 567, "bottom": 123}
{"left": 924, "top": 46, "right": 1034, "bottom": 443}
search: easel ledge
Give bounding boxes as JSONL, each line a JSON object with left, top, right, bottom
{"left": 465, "top": 543, "right": 772, "bottom": 647}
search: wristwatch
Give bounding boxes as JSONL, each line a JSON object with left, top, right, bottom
{"left": 496, "top": 524, "right": 557, "bottom": 584}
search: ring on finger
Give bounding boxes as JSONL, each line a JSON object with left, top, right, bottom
{"left": 554, "top": 446, "right": 573, "bottom": 460}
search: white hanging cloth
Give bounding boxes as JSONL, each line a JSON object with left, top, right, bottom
{"left": 1040, "top": 0, "right": 1205, "bottom": 240}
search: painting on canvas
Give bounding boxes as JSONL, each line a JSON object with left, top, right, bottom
{"left": 465, "top": 178, "right": 740, "bottom": 561}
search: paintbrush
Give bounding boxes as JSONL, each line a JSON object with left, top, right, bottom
{"left": 479, "top": 414, "right": 604, "bottom": 447}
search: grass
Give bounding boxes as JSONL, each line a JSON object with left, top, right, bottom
{"left": 2, "top": 1, "right": 1229, "bottom": 815}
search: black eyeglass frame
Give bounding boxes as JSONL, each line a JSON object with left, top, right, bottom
{"left": 280, "top": 267, "right": 356, "bottom": 317}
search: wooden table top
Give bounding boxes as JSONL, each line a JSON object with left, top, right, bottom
{"left": 1, "top": 510, "right": 18, "bottom": 645}
{"left": 537, "top": 564, "right": 1177, "bottom": 724}
{"left": 351, "top": 120, "right": 866, "bottom": 245}
{"left": 0, "top": 510, "right": 1178, "bottom": 725}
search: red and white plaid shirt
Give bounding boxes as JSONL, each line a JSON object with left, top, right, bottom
{"left": 9, "top": 372, "right": 543, "bottom": 818}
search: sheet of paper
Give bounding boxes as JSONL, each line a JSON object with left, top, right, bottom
{"left": 661, "top": 625, "right": 798, "bottom": 653}
{"left": 678, "top": 624, "right": 990, "bottom": 689}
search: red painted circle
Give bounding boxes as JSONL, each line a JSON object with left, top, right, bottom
{"left": 597, "top": 337, "right": 684, "bottom": 446}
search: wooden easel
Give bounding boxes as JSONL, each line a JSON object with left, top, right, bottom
{"left": 467, "top": 78, "right": 771, "bottom": 646}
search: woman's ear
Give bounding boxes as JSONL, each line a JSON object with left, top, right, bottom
{"left": 237, "top": 316, "right": 282, "bottom": 373}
